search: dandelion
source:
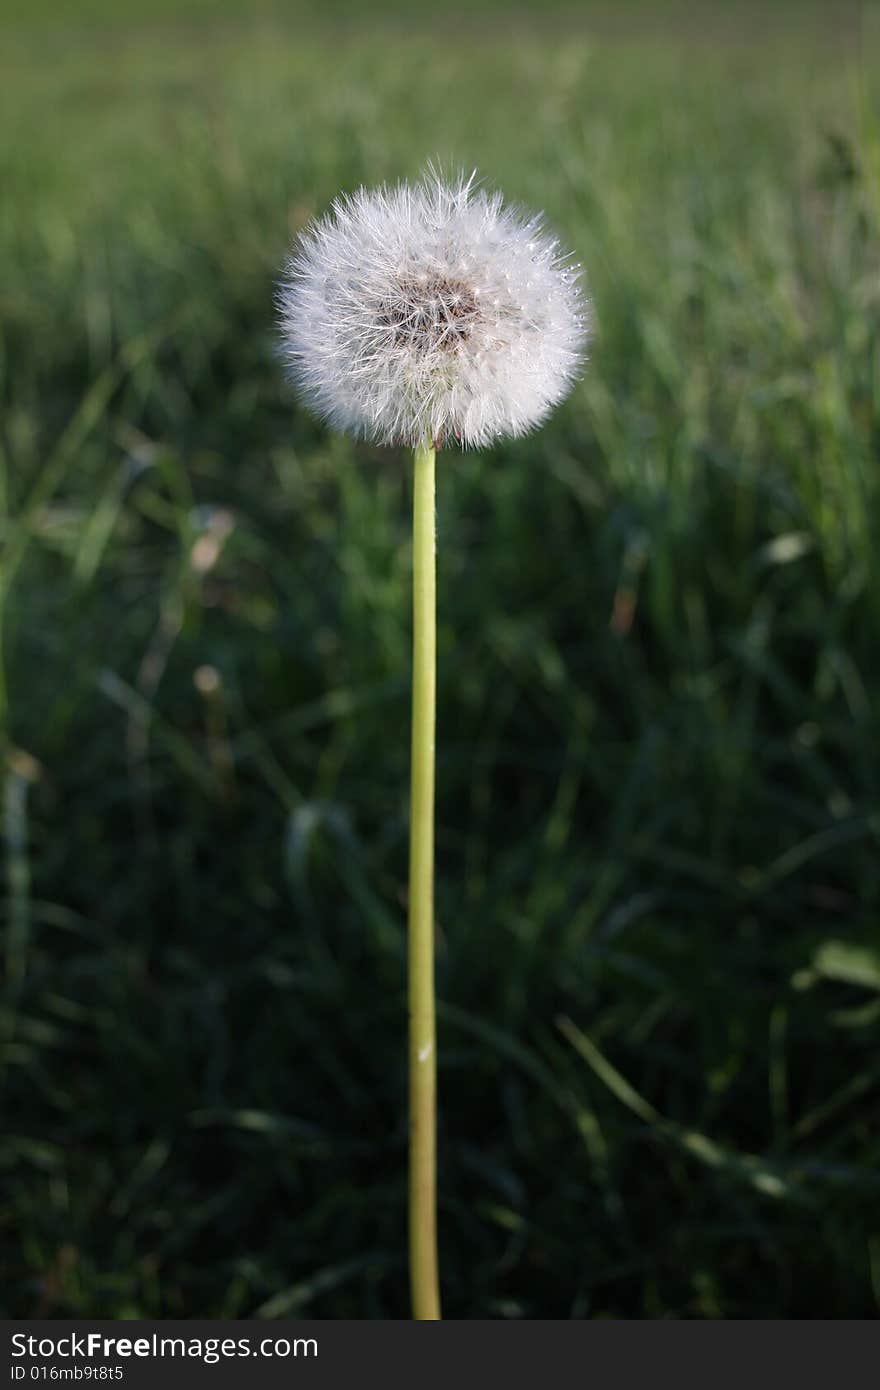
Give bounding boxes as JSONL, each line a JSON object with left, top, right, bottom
{"left": 279, "top": 170, "right": 587, "bottom": 449}
{"left": 278, "top": 169, "right": 589, "bottom": 1319}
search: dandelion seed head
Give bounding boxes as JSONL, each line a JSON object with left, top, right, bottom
{"left": 278, "top": 171, "right": 590, "bottom": 449}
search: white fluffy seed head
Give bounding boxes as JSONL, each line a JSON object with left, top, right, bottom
{"left": 278, "top": 170, "right": 590, "bottom": 449}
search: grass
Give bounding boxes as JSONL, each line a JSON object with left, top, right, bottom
{"left": 1, "top": 0, "right": 879, "bottom": 1319}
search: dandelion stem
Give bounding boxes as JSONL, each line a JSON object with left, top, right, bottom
{"left": 408, "top": 440, "right": 441, "bottom": 1320}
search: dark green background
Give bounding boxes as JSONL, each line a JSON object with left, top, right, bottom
{"left": 1, "top": 0, "right": 878, "bottom": 1317}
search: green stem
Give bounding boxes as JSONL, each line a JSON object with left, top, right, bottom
{"left": 408, "top": 440, "right": 441, "bottom": 1320}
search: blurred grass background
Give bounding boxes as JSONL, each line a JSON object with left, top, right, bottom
{"left": 2, "top": 0, "right": 880, "bottom": 1318}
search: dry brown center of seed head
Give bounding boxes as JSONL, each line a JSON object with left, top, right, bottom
{"left": 376, "top": 277, "right": 478, "bottom": 351}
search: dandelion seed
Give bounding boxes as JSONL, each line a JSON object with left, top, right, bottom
{"left": 278, "top": 170, "right": 589, "bottom": 449}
